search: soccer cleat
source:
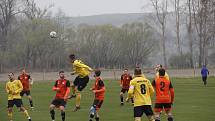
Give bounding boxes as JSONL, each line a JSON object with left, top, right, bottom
{"left": 30, "top": 107, "right": 34, "bottom": 111}
{"left": 120, "top": 102, "right": 124, "bottom": 106}
{"left": 28, "top": 117, "right": 32, "bottom": 121}
{"left": 73, "top": 106, "right": 80, "bottom": 112}
{"left": 89, "top": 105, "right": 96, "bottom": 115}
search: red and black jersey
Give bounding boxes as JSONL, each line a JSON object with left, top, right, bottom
{"left": 120, "top": 74, "right": 132, "bottom": 89}
{"left": 18, "top": 74, "right": 31, "bottom": 91}
{"left": 92, "top": 77, "right": 105, "bottom": 100}
{"left": 54, "top": 79, "right": 70, "bottom": 99}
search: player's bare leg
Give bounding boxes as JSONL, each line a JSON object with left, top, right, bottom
{"left": 7, "top": 107, "right": 13, "bottom": 121}
{"left": 19, "top": 107, "right": 31, "bottom": 121}
{"left": 27, "top": 95, "right": 34, "bottom": 110}
{"left": 154, "top": 112, "right": 161, "bottom": 121}
{"left": 59, "top": 106, "right": 66, "bottom": 121}
{"left": 135, "top": 117, "right": 141, "bottom": 121}
{"left": 68, "top": 85, "right": 76, "bottom": 99}
{"left": 49, "top": 104, "right": 56, "bottom": 121}
{"left": 165, "top": 110, "right": 173, "bottom": 121}
{"left": 147, "top": 115, "right": 155, "bottom": 121}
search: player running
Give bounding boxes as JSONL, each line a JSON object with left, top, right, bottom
{"left": 119, "top": 69, "right": 133, "bottom": 105}
{"left": 155, "top": 64, "right": 169, "bottom": 80}
{"left": 89, "top": 69, "right": 105, "bottom": 121}
{"left": 6, "top": 72, "right": 32, "bottom": 121}
{"left": 126, "top": 68, "right": 155, "bottom": 121}
{"left": 49, "top": 71, "right": 70, "bottom": 121}
{"left": 152, "top": 69, "right": 175, "bottom": 121}
{"left": 18, "top": 69, "right": 34, "bottom": 109}
{"left": 69, "top": 54, "right": 93, "bottom": 111}
{"left": 201, "top": 65, "right": 209, "bottom": 86}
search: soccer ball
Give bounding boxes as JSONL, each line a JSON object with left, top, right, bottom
{"left": 50, "top": 31, "right": 57, "bottom": 38}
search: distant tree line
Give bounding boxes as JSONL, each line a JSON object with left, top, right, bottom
{"left": 0, "top": 0, "right": 214, "bottom": 72}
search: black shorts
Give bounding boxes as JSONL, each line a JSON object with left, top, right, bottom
{"left": 154, "top": 103, "right": 172, "bottom": 112}
{"left": 8, "top": 99, "right": 23, "bottom": 108}
{"left": 20, "top": 90, "right": 31, "bottom": 96}
{"left": 51, "top": 99, "right": 66, "bottom": 107}
{"left": 121, "top": 88, "right": 129, "bottom": 93}
{"left": 93, "top": 99, "right": 103, "bottom": 110}
{"left": 73, "top": 76, "right": 89, "bottom": 91}
{"left": 134, "top": 105, "right": 154, "bottom": 117}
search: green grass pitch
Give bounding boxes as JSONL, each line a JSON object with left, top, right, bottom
{"left": 0, "top": 77, "right": 215, "bottom": 121}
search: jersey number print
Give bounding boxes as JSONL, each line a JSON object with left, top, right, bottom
{"left": 140, "top": 84, "right": 146, "bottom": 94}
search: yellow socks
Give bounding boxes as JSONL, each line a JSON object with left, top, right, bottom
{"left": 76, "top": 93, "right": 81, "bottom": 107}
{"left": 8, "top": 112, "right": 13, "bottom": 121}
{"left": 23, "top": 110, "right": 30, "bottom": 119}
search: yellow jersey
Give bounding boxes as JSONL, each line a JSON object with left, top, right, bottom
{"left": 155, "top": 72, "right": 169, "bottom": 80}
{"left": 72, "top": 60, "right": 92, "bottom": 78}
{"left": 127, "top": 75, "right": 154, "bottom": 107}
{"left": 6, "top": 80, "right": 23, "bottom": 100}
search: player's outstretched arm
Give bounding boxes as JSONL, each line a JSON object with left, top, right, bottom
{"left": 127, "top": 81, "right": 135, "bottom": 101}
{"left": 170, "top": 88, "right": 174, "bottom": 104}
{"left": 93, "top": 87, "right": 105, "bottom": 93}
{"left": 70, "top": 71, "right": 76, "bottom": 75}
{"left": 64, "top": 87, "right": 70, "bottom": 101}
{"left": 52, "top": 86, "right": 60, "bottom": 91}
{"left": 148, "top": 81, "right": 155, "bottom": 97}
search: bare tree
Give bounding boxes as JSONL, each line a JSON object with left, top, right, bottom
{"left": 23, "top": 0, "right": 51, "bottom": 20}
{"left": 150, "top": 0, "right": 168, "bottom": 67}
{"left": 192, "top": 0, "right": 214, "bottom": 66}
{"left": 0, "top": 0, "right": 19, "bottom": 51}
{"left": 174, "top": 0, "right": 182, "bottom": 55}
{"left": 187, "top": 0, "right": 194, "bottom": 67}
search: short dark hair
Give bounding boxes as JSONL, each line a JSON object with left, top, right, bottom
{"left": 134, "top": 68, "right": 142, "bottom": 75}
{"left": 69, "top": 54, "right": 75, "bottom": 60}
{"left": 9, "top": 72, "right": 14, "bottom": 75}
{"left": 94, "top": 69, "right": 101, "bottom": 76}
{"left": 159, "top": 68, "right": 165, "bottom": 76}
{"left": 59, "top": 70, "right": 64, "bottom": 74}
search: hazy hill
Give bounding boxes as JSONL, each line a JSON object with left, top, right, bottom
{"left": 66, "top": 13, "right": 147, "bottom": 26}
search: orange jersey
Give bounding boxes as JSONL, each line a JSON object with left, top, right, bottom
{"left": 18, "top": 74, "right": 31, "bottom": 91}
{"left": 92, "top": 77, "right": 105, "bottom": 100}
{"left": 120, "top": 74, "right": 132, "bottom": 89}
{"left": 152, "top": 77, "right": 174, "bottom": 103}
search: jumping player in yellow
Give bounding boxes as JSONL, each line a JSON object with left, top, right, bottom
{"left": 69, "top": 54, "right": 93, "bottom": 111}
{"left": 6, "top": 72, "right": 32, "bottom": 121}
{"left": 127, "top": 68, "right": 155, "bottom": 121}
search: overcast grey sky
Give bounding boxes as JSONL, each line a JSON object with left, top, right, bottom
{"left": 35, "top": 0, "right": 153, "bottom": 17}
